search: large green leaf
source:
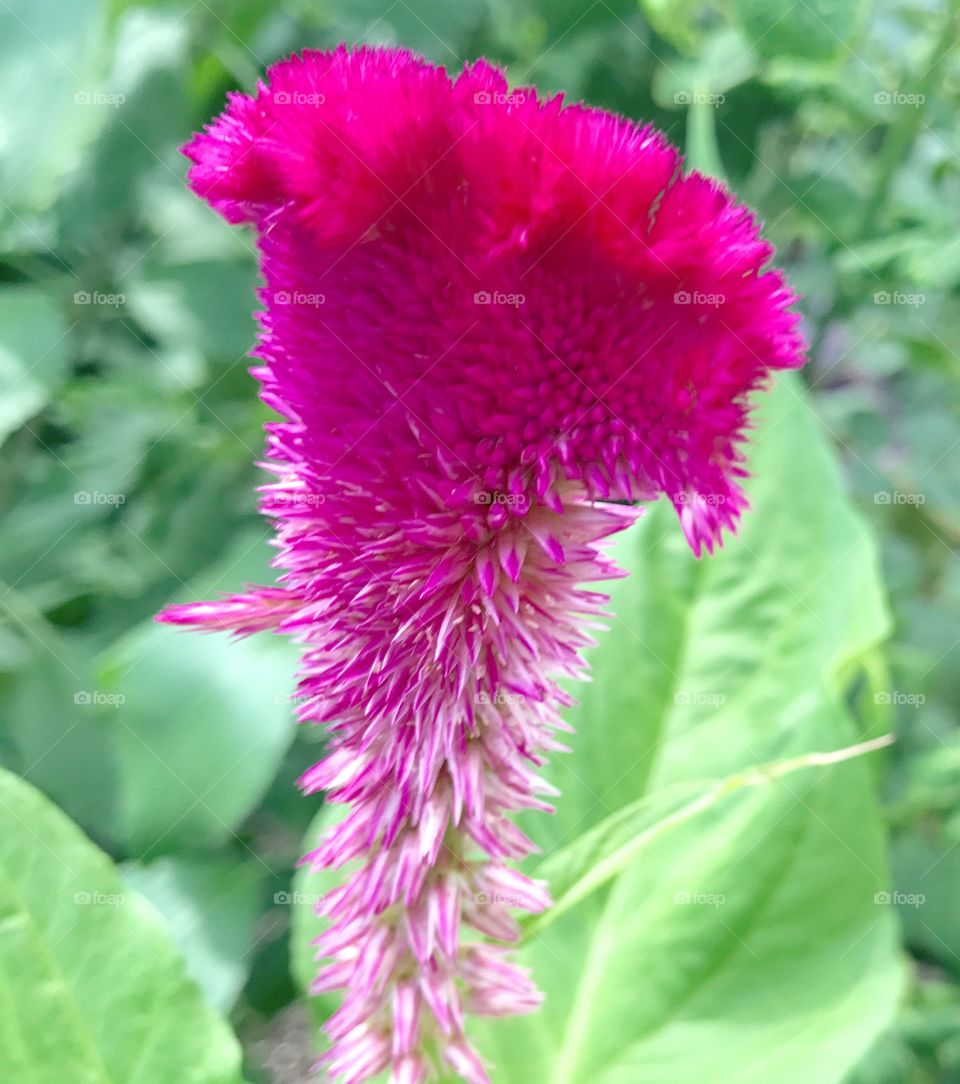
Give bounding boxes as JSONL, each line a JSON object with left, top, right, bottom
{"left": 0, "top": 0, "right": 108, "bottom": 216}
{"left": 121, "top": 855, "right": 266, "bottom": 1011}
{"left": 526, "top": 736, "right": 894, "bottom": 939}
{"left": 535, "top": 379, "right": 891, "bottom": 843}
{"left": 0, "top": 766, "right": 245, "bottom": 1083}
{"left": 472, "top": 377, "right": 903, "bottom": 1082}
{"left": 890, "top": 829, "right": 960, "bottom": 979}
{"left": 98, "top": 623, "right": 298, "bottom": 857}
{"left": 1, "top": 628, "right": 117, "bottom": 846}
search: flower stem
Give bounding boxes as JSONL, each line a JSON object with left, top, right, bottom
{"left": 855, "top": 9, "right": 958, "bottom": 240}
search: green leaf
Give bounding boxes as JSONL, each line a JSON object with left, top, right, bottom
{"left": 290, "top": 802, "right": 349, "bottom": 1031}
{"left": 734, "top": 0, "right": 869, "bottom": 62}
{"left": 98, "top": 623, "right": 298, "bottom": 856}
{"left": 328, "top": 0, "right": 487, "bottom": 66}
{"left": 121, "top": 855, "right": 266, "bottom": 1011}
{"left": 0, "top": 287, "right": 71, "bottom": 445}
{"left": 1, "top": 627, "right": 117, "bottom": 846}
{"left": 0, "top": 0, "right": 109, "bottom": 216}
{"left": 125, "top": 259, "right": 258, "bottom": 367}
{"left": 473, "top": 377, "right": 903, "bottom": 1084}
{"left": 638, "top": 0, "right": 706, "bottom": 52}
{"left": 0, "top": 765, "right": 245, "bottom": 1083}
{"left": 527, "top": 736, "right": 894, "bottom": 939}
{"left": 890, "top": 830, "right": 960, "bottom": 978}
{"left": 652, "top": 27, "right": 758, "bottom": 109}
{"left": 57, "top": 7, "right": 193, "bottom": 252}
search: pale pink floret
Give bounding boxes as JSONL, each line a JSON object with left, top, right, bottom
{"left": 159, "top": 44, "right": 805, "bottom": 1082}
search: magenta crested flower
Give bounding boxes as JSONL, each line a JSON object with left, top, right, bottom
{"left": 159, "top": 45, "right": 805, "bottom": 1084}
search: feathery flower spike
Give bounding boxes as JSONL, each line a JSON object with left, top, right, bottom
{"left": 158, "top": 45, "right": 805, "bottom": 1084}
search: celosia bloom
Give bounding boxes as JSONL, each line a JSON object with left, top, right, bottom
{"left": 159, "top": 45, "right": 804, "bottom": 1084}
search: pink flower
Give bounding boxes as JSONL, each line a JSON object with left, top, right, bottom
{"left": 159, "top": 45, "right": 804, "bottom": 1083}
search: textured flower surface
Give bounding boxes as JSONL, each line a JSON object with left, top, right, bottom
{"left": 159, "top": 45, "right": 805, "bottom": 1084}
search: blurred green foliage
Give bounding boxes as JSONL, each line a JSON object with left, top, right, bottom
{"left": 0, "top": 0, "right": 958, "bottom": 1081}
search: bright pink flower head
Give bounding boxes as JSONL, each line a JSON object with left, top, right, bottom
{"left": 162, "top": 45, "right": 804, "bottom": 1084}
